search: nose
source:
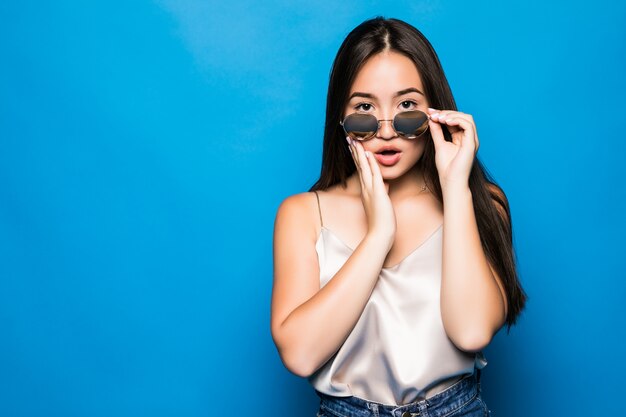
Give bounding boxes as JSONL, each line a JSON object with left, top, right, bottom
{"left": 377, "top": 118, "right": 396, "bottom": 140}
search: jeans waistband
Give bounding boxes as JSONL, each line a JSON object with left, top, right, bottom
{"left": 316, "top": 368, "right": 482, "bottom": 417}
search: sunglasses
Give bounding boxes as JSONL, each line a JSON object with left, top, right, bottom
{"left": 340, "top": 110, "right": 430, "bottom": 141}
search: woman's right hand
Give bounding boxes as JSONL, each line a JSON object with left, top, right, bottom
{"left": 347, "top": 136, "right": 396, "bottom": 250}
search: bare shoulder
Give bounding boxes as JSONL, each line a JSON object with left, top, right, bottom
{"left": 276, "top": 191, "right": 321, "bottom": 208}
{"left": 274, "top": 191, "right": 319, "bottom": 238}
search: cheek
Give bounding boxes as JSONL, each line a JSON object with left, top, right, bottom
{"left": 361, "top": 143, "right": 376, "bottom": 154}
{"left": 405, "top": 140, "right": 427, "bottom": 158}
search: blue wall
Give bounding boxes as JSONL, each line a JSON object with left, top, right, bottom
{"left": 1, "top": 1, "right": 624, "bottom": 416}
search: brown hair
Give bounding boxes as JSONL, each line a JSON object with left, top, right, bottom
{"left": 309, "top": 16, "right": 527, "bottom": 332}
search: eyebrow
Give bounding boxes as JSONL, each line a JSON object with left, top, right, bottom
{"left": 348, "top": 87, "right": 425, "bottom": 100}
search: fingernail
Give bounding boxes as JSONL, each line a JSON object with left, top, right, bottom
{"left": 346, "top": 136, "right": 350, "bottom": 144}
{"left": 428, "top": 107, "right": 437, "bottom": 112}
{"left": 365, "top": 151, "right": 371, "bottom": 157}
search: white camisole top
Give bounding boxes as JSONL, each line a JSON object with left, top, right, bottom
{"left": 307, "top": 191, "right": 487, "bottom": 406}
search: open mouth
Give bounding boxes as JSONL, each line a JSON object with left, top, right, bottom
{"left": 374, "top": 150, "right": 402, "bottom": 166}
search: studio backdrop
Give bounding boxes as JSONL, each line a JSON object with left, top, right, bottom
{"left": 1, "top": 1, "right": 624, "bottom": 416}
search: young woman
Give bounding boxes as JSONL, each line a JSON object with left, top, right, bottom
{"left": 271, "top": 17, "right": 527, "bottom": 417}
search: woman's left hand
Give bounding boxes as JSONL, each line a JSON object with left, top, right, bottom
{"left": 427, "top": 108, "right": 479, "bottom": 192}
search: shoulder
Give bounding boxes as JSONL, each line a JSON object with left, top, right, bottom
{"left": 276, "top": 192, "right": 318, "bottom": 218}
{"left": 274, "top": 192, "right": 319, "bottom": 235}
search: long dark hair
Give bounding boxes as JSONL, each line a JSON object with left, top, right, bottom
{"left": 309, "top": 16, "right": 527, "bottom": 332}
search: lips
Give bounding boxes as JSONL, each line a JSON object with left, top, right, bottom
{"left": 373, "top": 148, "right": 402, "bottom": 166}
{"left": 375, "top": 145, "right": 401, "bottom": 155}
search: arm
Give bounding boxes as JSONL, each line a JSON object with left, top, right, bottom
{"left": 439, "top": 184, "right": 509, "bottom": 352}
{"left": 270, "top": 193, "right": 390, "bottom": 377}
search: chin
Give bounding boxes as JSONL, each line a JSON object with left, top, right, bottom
{"left": 381, "top": 159, "right": 422, "bottom": 178}
{"left": 379, "top": 166, "right": 406, "bottom": 181}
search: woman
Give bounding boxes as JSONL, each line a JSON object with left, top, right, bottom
{"left": 271, "top": 16, "right": 527, "bottom": 417}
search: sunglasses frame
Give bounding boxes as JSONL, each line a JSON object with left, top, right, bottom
{"left": 339, "top": 110, "right": 431, "bottom": 141}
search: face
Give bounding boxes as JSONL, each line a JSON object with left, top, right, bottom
{"left": 343, "top": 50, "right": 430, "bottom": 180}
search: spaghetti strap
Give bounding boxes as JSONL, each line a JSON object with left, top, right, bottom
{"left": 313, "top": 191, "right": 324, "bottom": 228}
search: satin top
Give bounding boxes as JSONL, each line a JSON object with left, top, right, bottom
{"left": 307, "top": 191, "right": 487, "bottom": 406}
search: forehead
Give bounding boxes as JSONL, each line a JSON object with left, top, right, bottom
{"left": 349, "top": 51, "right": 424, "bottom": 97}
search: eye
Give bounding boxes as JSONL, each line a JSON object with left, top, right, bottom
{"left": 354, "top": 102, "right": 373, "bottom": 112}
{"left": 400, "top": 100, "right": 418, "bottom": 110}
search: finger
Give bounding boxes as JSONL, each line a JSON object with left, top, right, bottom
{"left": 353, "top": 140, "right": 373, "bottom": 189}
{"left": 355, "top": 142, "right": 373, "bottom": 190}
{"left": 443, "top": 117, "right": 476, "bottom": 154}
{"left": 428, "top": 109, "right": 473, "bottom": 126}
{"left": 428, "top": 108, "right": 478, "bottom": 149}
{"left": 348, "top": 137, "right": 367, "bottom": 189}
{"left": 446, "top": 129, "right": 461, "bottom": 146}
{"left": 366, "top": 146, "right": 386, "bottom": 193}
{"left": 427, "top": 108, "right": 467, "bottom": 117}
{"left": 346, "top": 137, "right": 355, "bottom": 161}
{"left": 348, "top": 137, "right": 362, "bottom": 174}
{"left": 428, "top": 117, "right": 446, "bottom": 150}
{"left": 441, "top": 117, "right": 474, "bottom": 138}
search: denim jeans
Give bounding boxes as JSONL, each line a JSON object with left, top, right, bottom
{"left": 315, "top": 368, "right": 491, "bottom": 417}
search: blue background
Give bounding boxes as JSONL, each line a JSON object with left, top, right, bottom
{"left": 1, "top": 1, "right": 625, "bottom": 416}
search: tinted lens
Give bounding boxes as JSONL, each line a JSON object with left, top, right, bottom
{"left": 342, "top": 113, "right": 378, "bottom": 140}
{"left": 393, "top": 111, "right": 429, "bottom": 138}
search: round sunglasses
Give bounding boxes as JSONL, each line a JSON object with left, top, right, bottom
{"left": 340, "top": 110, "right": 430, "bottom": 141}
